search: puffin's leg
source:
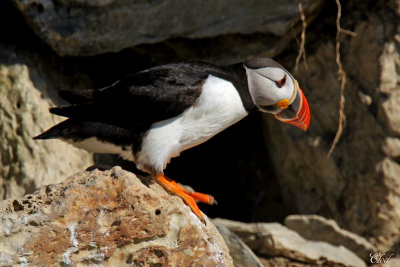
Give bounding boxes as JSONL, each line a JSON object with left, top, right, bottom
{"left": 156, "top": 174, "right": 215, "bottom": 224}
{"left": 162, "top": 175, "right": 216, "bottom": 205}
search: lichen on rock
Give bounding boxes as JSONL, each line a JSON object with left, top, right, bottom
{"left": 0, "top": 167, "right": 233, "bottom": 266}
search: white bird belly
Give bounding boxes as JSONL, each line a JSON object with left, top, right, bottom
{"left": 136, "top": 75, "right": 248, "bottom": 174}
{"left": 66, "top": 137, "right": 135, "bottom": 161}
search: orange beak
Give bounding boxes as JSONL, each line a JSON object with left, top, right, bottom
{"left": 285, "top": 88, "right": 310, "bottom": 131}
{"left": 274, "top": 84, "right": 310, "bottom": 131}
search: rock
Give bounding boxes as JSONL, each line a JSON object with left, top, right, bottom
{"left": 379, "top": 89, "right": 400, "bottom": 136}
{"left": 378, "top": 41, "right": 400, "bottom": 135}
{"left": 382, "top": 137, "right": 400, "bottom": 159}
{"left": 0, "top": 167, "right": 233, "bottom": 266}
{"left": 132, "top": 21, "right": 319, "bottom": 66}
{"left": 258, "top": 256, "right": 316, "bottom": 267}
{"left": 12, "top": 0, "right": 323, "bottom": 56}
{"left": 0, "top": 45, "right": 93, "bottom": 200}
{"left": 284, "top": 214, "right": 376, "bottom": 261}
{"left": 213, "top": 219, "right": 263, "bottom": 267}
{"left": 214, "top": 218, "right": 366, "bottom": 267}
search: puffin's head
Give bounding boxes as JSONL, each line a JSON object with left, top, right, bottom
{"left": 244, "top": 58, "right": 310, "bottom": 131}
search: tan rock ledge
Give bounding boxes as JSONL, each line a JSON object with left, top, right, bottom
{"left": 0, "top": 167, "right": 233, "bottom": 266}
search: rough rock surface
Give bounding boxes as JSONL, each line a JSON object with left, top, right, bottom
{"left": 213, "top": 219, "right": 263, "bottom": 267}
{"left": 0, "top": 167, "right": 233, "bottom": 266}
{"left": 12, "top": 0, "right": 322, "bottom": 57}
{"left": 214, "top": 218, "right": 366, "bottom": 267}
{"left": 258, "top": 256, "right": 318, "bottom": 267}
{"left": 262, "top": 2, "right": 400, "bottom": 251}
{"left": 284, "top": 214, "right": 376, "bottom": 261}
{"left": 0, "top": 45, "right": 93, "bottom": 200}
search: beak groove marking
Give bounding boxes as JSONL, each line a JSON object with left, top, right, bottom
{"left": 274, "top": 84, "right": 311, "bottom": 131}
{"left": 286, "top": 88, "right": 310, "bottom": 131}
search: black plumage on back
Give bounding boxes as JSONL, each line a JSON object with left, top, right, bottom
{"left": 48, "top": 62, "right": 210, "bottom": 129}
{"left": 34, "top": 61, "right": 254, "bottom": 147}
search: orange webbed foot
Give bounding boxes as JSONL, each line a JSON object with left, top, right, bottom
{"left": 156, "top": 174, "right": 216, "bottom": 224}
{"left": 187, "top": 191, "right": 217, "bottom": 205}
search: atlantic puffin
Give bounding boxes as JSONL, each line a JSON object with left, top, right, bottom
{"left": 34, "top": 58, "right": 310, "bottom": 224}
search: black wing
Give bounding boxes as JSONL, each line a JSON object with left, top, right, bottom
{"left": 49, "top": 62, "right": 223, "bottom": 131}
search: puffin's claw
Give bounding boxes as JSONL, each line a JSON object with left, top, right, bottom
{"left": 156, "top": 174, "right": 213, "bottom": 224}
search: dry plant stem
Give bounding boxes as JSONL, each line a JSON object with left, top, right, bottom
{"left": 328, "top": 0, "right": 347, "bottom": 158}
{"left": 294, "top": 3, "right": 307, "bottom": 73}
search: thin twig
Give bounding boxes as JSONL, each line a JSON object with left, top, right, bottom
{"left": 339, "top": 28, "right": 357, "bottom": 37}
{"left": 327, "top": 0, "right": 347, "bottom": 158}
{"left": 294, "top": 3, "right": 308, "bottom": 73}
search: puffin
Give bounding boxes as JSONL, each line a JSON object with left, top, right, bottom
{"left": 34, "top": 58, "right": 310, "bottom": 224}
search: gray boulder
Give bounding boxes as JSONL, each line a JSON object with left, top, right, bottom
{"left": 214, "top": 218, "right": 366, "bottom": 267}
{"left": 13, "top": 0, "right": 323, "bottom": 57}
{"left": 213, "top": 219, "right": 263, "bottom": 267}
{"left": 285, "top": 214, "right": 376, "bottom": 261}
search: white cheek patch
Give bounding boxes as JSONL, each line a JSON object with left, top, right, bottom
{"left": 245, "top": 66, "right": 294, "bottom": 106}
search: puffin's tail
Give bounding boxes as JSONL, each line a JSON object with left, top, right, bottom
{"left": 33, "top": 119, "right": 73, "bottom": 140}
{"left": 34, "top": 119, "right": 135, "bottom": 144}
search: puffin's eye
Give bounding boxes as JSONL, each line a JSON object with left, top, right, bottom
{"left": 275, "top": 75, "right": 287, "bottom": 88}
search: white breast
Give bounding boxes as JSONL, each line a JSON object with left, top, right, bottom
{"left": 135, "top": 75, "right": 248, "bottom": 174}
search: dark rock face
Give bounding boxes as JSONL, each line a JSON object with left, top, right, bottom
{"left": 262, "top": 2, "right": 400, "bottom": 250}
{"left": 12, "top": 0, "right": 323, "bottom": 57}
